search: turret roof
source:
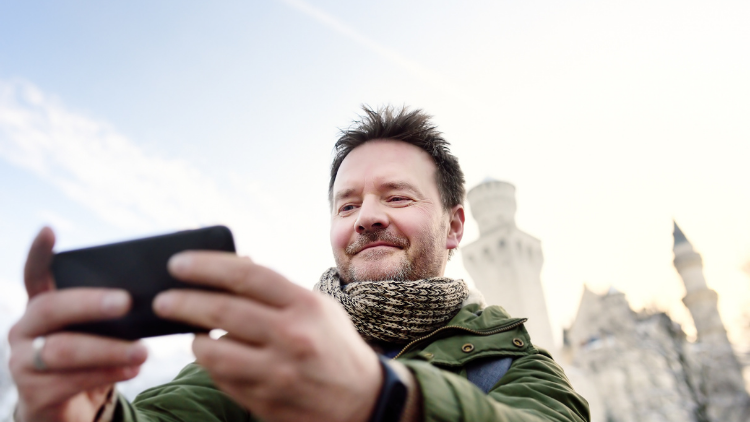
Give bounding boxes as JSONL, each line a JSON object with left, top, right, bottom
{"left": 673, "top": 220, "right": 689, "bottom": 246}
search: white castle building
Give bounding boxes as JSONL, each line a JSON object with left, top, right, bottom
{"left": 462, "top": 178, "right": 749, "bottom": 421}
{"left": 461, "top": 179, "right": 556, "bottom": 352}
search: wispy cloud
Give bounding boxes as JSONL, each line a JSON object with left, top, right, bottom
{"left": 0, "top": 79, "right": 259, "bottom": 233}
{"left": 36, "top": 209, "right": 76, "bottom": 232}
{"left": 278, "top": 0, "right": 459, "bottom": 95}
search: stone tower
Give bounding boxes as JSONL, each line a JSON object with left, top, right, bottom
{"left": 674, "top": 222, "right": 728, "bottom": 344}
{"left": 672, "top": 221, "right": 749, "bottom": 421}
{"left": 461, "top": 179, "right": 555, "bottom": 351}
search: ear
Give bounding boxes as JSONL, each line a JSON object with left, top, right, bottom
{"left": 445, "top": 205, "right": 465, "bottom": 251}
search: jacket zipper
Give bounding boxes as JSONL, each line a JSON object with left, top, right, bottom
{"left": 392, "top": 318, "right": 528, "bottom": 360}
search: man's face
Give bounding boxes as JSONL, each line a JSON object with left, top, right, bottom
{"left": 330, "top": 139, "right": 462, "bottom": 283}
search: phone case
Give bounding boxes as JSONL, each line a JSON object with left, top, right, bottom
{"left": 51, "top": 226, "right": 236, "bottom": 340}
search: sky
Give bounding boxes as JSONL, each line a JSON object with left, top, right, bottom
{"left": 1, "top": 0, "right": 749, "bottom": 409}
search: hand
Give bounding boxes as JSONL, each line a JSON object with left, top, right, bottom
{"left": 153, "top": 252, "right": 384, "bottom": 422}
{"left": 8, "top": 228, "right": 148, "bottom": 422}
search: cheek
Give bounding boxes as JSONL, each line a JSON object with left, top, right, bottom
{"left": 330, "top": 219, "right": 352, "bottom": 252}
{"left": 393, "top": 208, "right": 438, "bottom": 240}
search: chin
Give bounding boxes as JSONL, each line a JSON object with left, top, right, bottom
{"left": 351, "top": 268, "right": 408, "bottom": 282}
{"left": 348, "top": 256, "right": 412, "bottom": 282}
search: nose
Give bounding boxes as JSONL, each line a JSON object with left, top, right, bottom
{"left": 355, "top": 196, "right": 389, "bottom": 234}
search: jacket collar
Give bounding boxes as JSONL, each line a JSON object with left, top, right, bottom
{"left": 395, "top": 304, "right": 534, "bottom": 367}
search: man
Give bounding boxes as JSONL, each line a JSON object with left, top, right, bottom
{"left": 9, "top": 106, "right": 589, "bottom": 422}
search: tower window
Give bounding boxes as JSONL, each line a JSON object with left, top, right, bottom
{"left": 498, "top": 239, "right": 505, "bottom": 249}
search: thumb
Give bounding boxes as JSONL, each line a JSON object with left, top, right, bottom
{"left": 24, "top": 227, "right": 56, "bottom": 299}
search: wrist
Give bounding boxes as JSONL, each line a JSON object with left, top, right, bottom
{"left": 93, "top": 386, "right": 118, "bottom": 422}
{"left": 368, "top": 355, "right": 409, "bottom": 422}
{"left": 388, "top": 360, "right": 422, "bottom": 422}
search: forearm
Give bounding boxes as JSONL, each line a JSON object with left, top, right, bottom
{"left": 111, "top": 363, "right": 252, "bottom": 422}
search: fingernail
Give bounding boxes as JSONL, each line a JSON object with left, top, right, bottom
{"left": 102, "top": 291, "right": 130, "bottom": 315}
{"left": 168, "top": 253, "right": 191, "bottom": 274}
{"left": 128, "top": 343, "right": 148, "bottom": 362}
{"left": 153, "top": 293, "right": 174, "bottom": 315}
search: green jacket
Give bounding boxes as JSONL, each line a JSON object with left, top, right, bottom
{"left": 116, "top": 304, "right": 589, "bottom": 422}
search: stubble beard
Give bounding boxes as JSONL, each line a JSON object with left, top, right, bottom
{"left": 336, "top": 224, "right": 446, "bottom": 284}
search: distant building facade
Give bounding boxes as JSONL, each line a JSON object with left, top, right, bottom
{"left": 565, "top": 222, "right": 749, "bottom": 422}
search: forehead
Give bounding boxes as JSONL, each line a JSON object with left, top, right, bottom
{"left": 333, "top": 139, "right": 439, "bottom": 196}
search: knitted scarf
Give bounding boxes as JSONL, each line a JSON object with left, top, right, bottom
{"left": 314, "top": 267, "right": 469, "bottom": 344}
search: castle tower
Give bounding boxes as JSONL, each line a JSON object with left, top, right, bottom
{"left": 672, "top": 221, "right": 748, "bottom": 421}
{"left": 673, "top": 222, "right": 729, "bottom": 343}
{"left": 462, "top": 179, "right": 555, "bottom": 351}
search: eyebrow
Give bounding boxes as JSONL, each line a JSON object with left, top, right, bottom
{"left": 380, "top": 181, "right": 423, "bottom": 197}
{"left": 333, "top": 188, "right": 357, "bottom": 204}
{"left": 333, "top": 181, "right": 423, "bottom": 204}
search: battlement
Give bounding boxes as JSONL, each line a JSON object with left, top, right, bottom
{"left": 467, "top": 178, "right": 517, "bottom": 236}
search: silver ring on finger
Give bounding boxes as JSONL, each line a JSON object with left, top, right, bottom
{"left": 32, "top": 336, "right": 48, "bottom": 371}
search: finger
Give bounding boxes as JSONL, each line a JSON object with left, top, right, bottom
{"left": 168, "top": 252, "right": 303, "bottom": 307}
{"left": 154, "top": 290, "right": 274, "bottom": 343}
{"left": 24, "top": 227, "right": 56, "bottom": 299}
{"left": 19, "top": 365, "right": 140, "bottom": 409}
{"left": 12, "top": 288, "right": 131, "bottom": 338}
{"left": 192, "top": 334, "right": 272, "bottom": 382}
{"left": 16, "top": 334, "right": 147, "bottom": 371}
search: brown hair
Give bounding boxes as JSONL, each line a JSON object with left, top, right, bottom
{"left": 329, "top": 105, "right": 465, "bottom": 210}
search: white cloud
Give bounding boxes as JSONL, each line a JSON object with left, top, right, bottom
{"left": 0, "top": 279, "right": 25, "bottom": 332}
{"left": 0, "top": 79, "right": 262, "bottom": 233}
{"left": 0, "top": 281, "right": 19, "bottom": 417}
{"left": 0, "top": 278, "right": 24, "bottom": 422}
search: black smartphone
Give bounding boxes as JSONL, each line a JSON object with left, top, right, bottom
{"left": 51, "top": 225, "right": 236, "bottom": 340}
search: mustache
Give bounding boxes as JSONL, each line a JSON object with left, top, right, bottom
{"left": 345, "top": 231, "right": 410, "bottom": 256}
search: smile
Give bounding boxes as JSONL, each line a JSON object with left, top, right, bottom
{"left": 358, "top": 242, "right": 401, "bottom": 253}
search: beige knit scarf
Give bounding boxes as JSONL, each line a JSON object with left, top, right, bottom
{"left": 314, "top": 267, "right": 469, "bottom": 344}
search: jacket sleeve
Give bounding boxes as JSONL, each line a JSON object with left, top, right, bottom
{"left": 400, "top": 352, "right": 590, "bottom": 422}
{"left": 114, "top": 363, "right": 259, "bottom": 422}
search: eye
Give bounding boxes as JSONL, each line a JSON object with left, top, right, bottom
{"left": 388, "top": 196, "right": 411, "bottom": 204}
{"left": 339, "top": 204, "right": 358, "bottom": 214}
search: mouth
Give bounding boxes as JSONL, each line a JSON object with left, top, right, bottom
{"left": 358, "top": 241, "right": 401, "bottom": 253}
